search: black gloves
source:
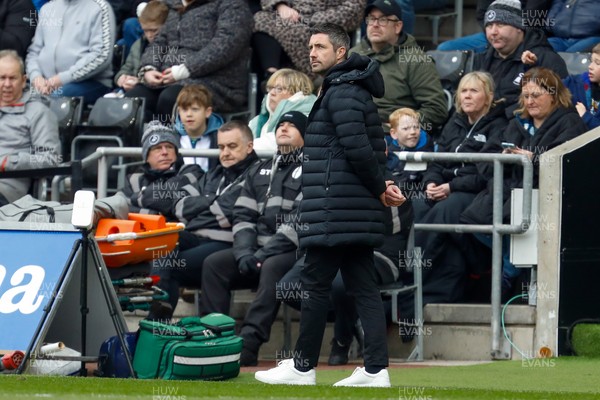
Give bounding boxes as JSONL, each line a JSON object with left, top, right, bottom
{"left": 238, "top": 255, "right": 261, "bottom": 277}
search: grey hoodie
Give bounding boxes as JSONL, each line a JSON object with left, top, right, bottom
{"left": 25, "top": 0, "right": 115, "bottom": 88}
{"left": 0, "top": 90, "right": 60, "bottom": 203}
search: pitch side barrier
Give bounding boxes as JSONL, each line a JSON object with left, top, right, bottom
{"left": 83, "top": 148, "right": 533, "bottom": 360}
{"left": 395, "top": 151, "right": 534, "bottom": 360}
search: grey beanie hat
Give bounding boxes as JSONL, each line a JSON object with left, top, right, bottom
{"left": 485, "top": 0, "right": 524, "bottom": 31}
{"left": 141, "top": 121, "right": 180, "bottom": 161}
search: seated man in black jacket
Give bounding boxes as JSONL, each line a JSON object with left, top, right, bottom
{"left": 118, "top": 121, "right": 203, "bottom": 219}
{"left": 200, "top": 112, "right": 306, "bottom": 366}
{"left": 149, "top": 120, "right": 259, "bottom": 318}
{"left": 473, "top": 0, "right": 567, "bottom": 117}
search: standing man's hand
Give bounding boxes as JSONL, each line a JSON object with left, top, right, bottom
{"left": 380, "top": 180, "right": 406, "bottom": 207}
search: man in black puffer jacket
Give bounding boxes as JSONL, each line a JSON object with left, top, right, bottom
{"left": 255, "top": 23, "right": 405, "bottom": 388}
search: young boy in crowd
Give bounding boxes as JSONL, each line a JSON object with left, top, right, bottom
{"left": 563, "top": 43, "right": 600, "bottom": 130}
{"left": 387, "top": 107, "right": 434, "bottom": 178}
{"left": 174, "top": 84, "right": 224, "bottom": 171}
{"left": 113, "top": 0, "right": 168, "bottom": 94}
{"left": 387, "top": 107, "right": 435, "bottom": 220}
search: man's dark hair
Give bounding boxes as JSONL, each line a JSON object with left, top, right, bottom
{"left": 309, "top": 23, "right": 350, "bottom": 54}
{"left": 218, "top": 120, "right": 254, "bottom": 143}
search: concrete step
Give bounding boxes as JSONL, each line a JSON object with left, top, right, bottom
{"left": 122, "top": 293, "right": 536, "bottom": 362}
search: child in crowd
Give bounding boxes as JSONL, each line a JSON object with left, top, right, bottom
{"left": 174, "top": 84, "right": 224, "bottom": 172}
{"left": 112, "top": 1, "right": 168, "bottom": 94}
{"left": 387, "top": 107, "right": 435, "bottom": 187}
{"left": 563, "top": 43, "right": 600, "bottom": 130}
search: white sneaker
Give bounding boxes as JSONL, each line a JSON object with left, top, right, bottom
{"left": 255, "top": 359, "right": 316, "bottom": 385}
{"left": 333, "top": 367, "right": 391, "bottom": 387}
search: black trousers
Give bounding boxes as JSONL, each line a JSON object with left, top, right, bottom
{"left": 201, "top": 248, "right": 297, "bottom": 352}
{"left": 149, "top": 232, "right": 232, "bottom": 319}
{"left": 294, "top": 246, "right": 388, "bottom": 370}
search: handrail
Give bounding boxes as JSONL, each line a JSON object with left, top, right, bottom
{"left": 397, "top": 151, "right": 533, "bottom": 359}
{"left": 87, "top": 147, "right": 532, "bottom": 360}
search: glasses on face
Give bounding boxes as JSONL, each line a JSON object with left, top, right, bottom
{"left": 266, "top": 85, "right": 288, "bottom": 94}
{"left": 522, "top": 91, "right": 549, "bottom": 101}
{"left": 365, "top": 16, "right": 400, "bottom": 26}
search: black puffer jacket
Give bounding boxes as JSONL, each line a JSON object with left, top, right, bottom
{"left": 299, "top": 53, "right": 388, "bottom": 249}
{"left": 473, "top": 29, "right": 568, "bottom": 117}
{"left": 423, "top": 102, "right": 508, "bottom": 194}
{"left": 461, "top": 106, "right": 587, "bottom": 225}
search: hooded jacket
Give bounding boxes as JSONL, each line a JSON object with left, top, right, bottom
{"left": 26, "top": 0, "right": 116, "bottom": 88}
{"left": 473, "top": 28, "right": 568, "bottom": 117}
{"left": 174, "top": 112, "right": 224, "bottom": 170}
{"left": 140, "top": 0, "right": 252, "bottom": 112}
{"left": 0, "top": 90, "right": 60, "bottom": 203}
{"left": 563, "top": 72, "right": 600, "bottom": 130}
{"left": 299, "top": 53, "right": 388, "bottom": 249}
{"left": 387, "top": 130, "right": 435, "bottom": 197}
{"left": 461, "top": 105, "right": 587, "bottom": 225}
{"left": 350, "top": 33, "right": 448, "bottom": 129}
{"left": 174, "top": 151, "right": 260, "bottom": 242}
{"left": 249, "top": 91, "right": 317, "bottom": 153}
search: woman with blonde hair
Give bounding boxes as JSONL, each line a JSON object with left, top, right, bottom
{"left": 461, "top": 67, "right": 588, "bottom": 299}
{"left": 413, "top": 71, "right": 508, "bottom": 306}
{"left": 249, "top": 68, "right": 316, "bottom": 152}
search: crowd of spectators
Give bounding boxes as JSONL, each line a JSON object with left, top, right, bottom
{"left": 2, "top": 0, "right": 600, "bottom": 368}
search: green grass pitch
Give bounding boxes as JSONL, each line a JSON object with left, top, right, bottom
{"left": 1, "top": 357, "right": 600, "bottom": 399}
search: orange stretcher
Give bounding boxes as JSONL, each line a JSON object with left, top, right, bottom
{"left": 95, "top": 213, "right": 185, "bottom": 268}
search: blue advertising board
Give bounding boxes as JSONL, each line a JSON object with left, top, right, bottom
{"left": 0, "top": 230, "right": 81, "bottom": 351}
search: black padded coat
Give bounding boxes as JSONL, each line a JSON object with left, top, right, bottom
{"left": 299, "top": 53, "right": 388, "bottom": 249}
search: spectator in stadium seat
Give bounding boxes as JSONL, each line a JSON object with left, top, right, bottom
{"left": 0, "top": 0, "right": 36, "bottom": 60}
{"left": 546, "top": 0, "right": 600, "bottom": 53}
{"left": 26, "top": 0, "right": 116, "bottom": 105}
{"left": 118, "top": 121, "right": 203, "bottom": 219}
{"left": 147, "top": 121, "right": 260, "bottom": 320}
{"left": 350, "top": 0, "right": 447, "bottom": 133}
{"left": 128, "top": 0, "right": 252, "bottom": 122}
{"left": 172, "top": 84, "right": 224, "bottom": 172}
{"left": 249, "top": 68, "right": 316, "bottom": 153}
{"left": 437, "top": 0, "right": 551, "bottom": 53}
{"left": 252, "top": 0, "right": 366, "bottom": 79}
{"left": 415, "top": 71, "right": 507, "bottom": 305}
{"left": 461, "top": 67, "right": 588, "bottom": 296}
{"left": 0, "top": 50, "right": 60, "bottom": 206}
{"left": 473, "top": 0, "right": 567, "bottom": 118}
{"left": 114, "top": 1, "right": 169, "bottom": 94}
{"left": 200, "top": 112, "right": 306, "bottom": 367}
{"left": 387, "top": 107, "right": 435, "bottom": 211}
{"left": 562, "top": 43, "right": 600, "bottom": 130}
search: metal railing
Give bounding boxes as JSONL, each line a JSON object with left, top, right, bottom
{"left": 70, "top": 147, "right": 533, "bottom": 360}
{"left": 396, "top": 151, "right": 533, "bottom": 359}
